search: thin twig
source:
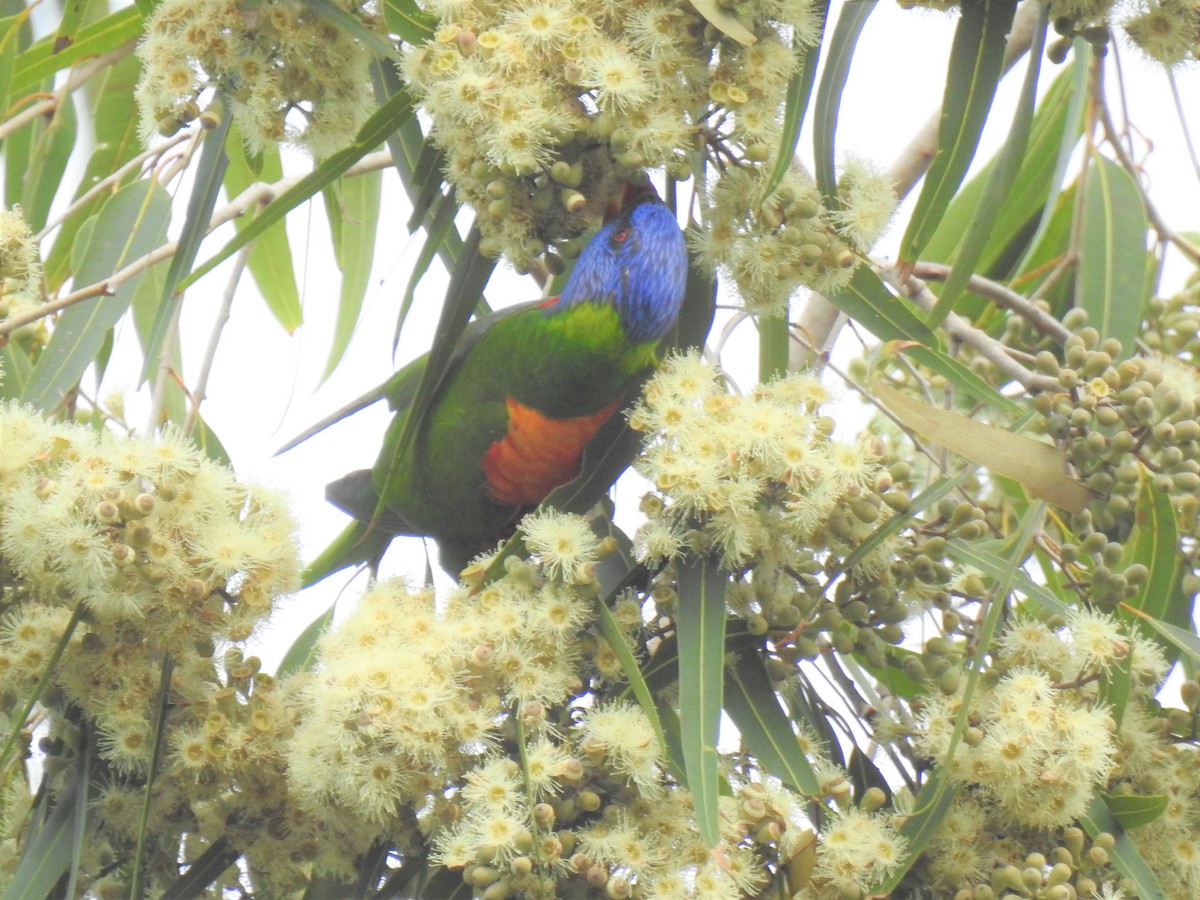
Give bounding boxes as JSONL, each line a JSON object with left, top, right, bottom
{"left": 797, "top": 1, "right": 1043, "bottom": 369}
{"left": 0, "top": 42, "right": 135, "bottom": 143}
{"left": 1096, "top": 94, "right": 1200, "bottom": 267}
{"left": 184, "top": 243, "right": 252, "bottom": 435}
{"left": 0, "top": 151, "right": 395, "bottom": 339}
{"left": 34, "top": 131, "right": 194, "bottom": 243}
{"left": 146, "top": 299, "right": 185, "bottom": 434}
{"left": 909, "top": 261, "right": 1071, "bottom": 341}
{"left": 885, "top": 268, "right": 1060, "bottom": 393}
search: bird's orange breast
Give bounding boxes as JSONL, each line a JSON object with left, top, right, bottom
{"left": 482, "top": 396, "right": 622, "bottom": 507}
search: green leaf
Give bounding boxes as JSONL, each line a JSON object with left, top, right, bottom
{"left": 130, "top": 655, "right": 176, "bottom": 899}
{"left": 396, "top": 191, "right": 461, "bottom": 348}
{"left": 724, "top": 650, "right": 821, "bottom": 795}
{"left": 1099, "top": 639, "right": 1133, "bottom": 728}
{"left": 1099, "top": 792, "right": 1168, "bottom": 830}
{"left": 178, "top": 83, "right": 415, "bottom": 293}
{"left": 0, "top": 340, "right": 32, "bottom": 399}
{"left": 898, "top": 0, "right": 1018, "bottom": 266}
{"left": 1120, "top": 606, "right": 1200, "bottom": 667}
{"left": 760, "top": 1, "right": 828, "bottom": 202}
{"left": 50, "top": 0, "right": 92, "bottom": 58}
{"left": 825, "top": 266, "right": 937, "bottom": 345}
{"left": 140, "top": 103, "right": 233, "bottom": 384}
{"left": 594, "top": 590, "right": 677, "bottom": 777}
{"left": 1076, "top": 154, "right": 1150, "bottom": 349}
{"left": 688, "top": 0, "right": 757, "bottom": 45}
{"left": 0, "top": 13, "right": 29, "bottom": 135}
{"left": 675, "top": 555, "right": 727, "bottom": 849}
{"left": 277, "top": 603, "right": 337, "bottom": 678}
{"left": 224, "top": 122, "right": 303, "bottom": 332}
{"left": 830, "top": 468, "right": 975, "bottom": 581}
{"left": 160, "top": 838, "right": 241, "bottom": 900}
{"left": 1080, "top": 791, "right": 1166, "bottom": 898}
{"left": 812, "top": 0, "right": 875, "bottom": 201}
{"left": 10, "top": 6, "right": 140, "bottom": 95}
{"left": 22, "top": 181, "right": 172, "bottom": 412}
{"left": 373, "top": 226, "right": 495, "bottom": 527}
{"left": 43, "top": 52, "right": 144, "bottom": 288}
{"left": 948, "top": 538, "right": 1071, "bottom": 618}
{"left": 296, "top": 0, "right": 403, "bottom": 60}
{"left": 17, "top": 72, "right": 77, "bottom": 232}
{"left": 1120, "top": 470, "right": 1187, "bottom": 660}
{"left": 871, "top": 767, "right": 960, "bottom": 894}
{"left": 758, "top": 314, "right": 789, "bottom": 382}
{"left": 0, "top": 753, "right": 82, "bottom": 900}
{"left": 382, "top": 0, "right": 438, "bottom": 43}
{"left": 924, "top": 3, "right": 1047, "bottom": 327}
{"left": 323, "top": 168, "right": 382, "bottom": 380}
{"left": 923, "top": 55, "right": 1082, "bottom": 284}
{"left": 904, "top": 345, "right": 1024, "bottom": 416}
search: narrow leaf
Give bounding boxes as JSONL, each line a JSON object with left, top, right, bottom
{"left": 760, "top": 1, "right": 828, "bottom": 202}
{"left": 1077, "top": 154, "right": 1150, "bottom": 349}
{"left": 10, "top": 6, "right": 139, "bottom": 94}
{"left": 382, "top": 0, "right": 438, "bottom": 43}
{"left": 140, "top": 103, "right": 232, "bottom": 383}
{"left": 876, "top": 384, "right": 1091, "bottom": 513}
{"left": 948, "top": 538, "right": 1071, "bottom": 618}
{"left": 23, "top": 181, "right": 172, "bottom": 412}
{"left": 160, "top": 838, "right": 241, "bottom": 900}
{"left": 1121, "top": 469, "right": 1185, "bottom": 653}
{"left": 1080, "top": 791, "right": 1166, "bottom": 898}
{"left": 899, "top": 0, "right": 1018, "bottom": 265}
{"left": 758, "top": 314, "right": 789, "bottom": 382}
{"left": 825, "top": 266, "right": 937, "bottom": 345}
{"left": 871, "top": 767, "right": 959, "bottom": 894}
{"left": 675, "top": 555, "right": 728, "bottom": 849}
{"left": 277, "top": 602, "right": 337, "bottom": 678}
{"left": 1120, "top": 605, "right": 1200, "bottom": 666}
{"left": 1099, "top": 792, "right": 1168, "bottom": 830}
{"left": 905, "top": 344, "right": 1024, "bottom": 415}
{"left": 44, "top": 53, "right": 144, "bottom": 288}
{"left": 323, "top": 168, "right": 382, "bottom": 380}
{"left": 812, "top": 0, "right": 875, "bottom": 201}
{"left": 924, "top": 3, "right": 1047, "bottom": 327}
{"left": 178, "top": 84, "right": 415, "bottom": 293}
{"left": 224, "top": 122, "right": 303, "bottom": 331}
{"left": 297, "top": 0, "right": 404, "bottom": 61}
{"left": 0, "top": 756, "right": 81, "bottom": 900}
{"left": 724, "top": 650, "right": 821, "bottom": 795}
{"left": 594, "top": 593, "right": 676, "bottom": 776}
{"left": 689, "top": 0, "right": 757, "bottom": 45}
{"left": 19, "top": 72, "right": 77, "bottom": 232}
{"left": 372, "top": 226, "right": 494, "bottom": 527}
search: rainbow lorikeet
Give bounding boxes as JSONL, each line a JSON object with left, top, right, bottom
{"left": 304, "top": 187, "right": 688, "bottom": 582}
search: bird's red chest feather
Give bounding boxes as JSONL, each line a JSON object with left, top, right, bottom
{"left": 482, "top": 396, "right": 622, "bottom": 507}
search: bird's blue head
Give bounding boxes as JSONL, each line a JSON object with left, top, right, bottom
{"left": 558, "top": 196, "right": 688, "bottom": 344}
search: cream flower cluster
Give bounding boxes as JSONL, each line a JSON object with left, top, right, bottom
{"left": 918, "top": 665, "right": 1117, "bottom": 829}
{"left": 135, "top": 0, "right": 377, "bottom": 156}
{"left": 285, "top": 523, "right": 601, "bottom": 830}
{"left": 0, "top": 404, "right": 302, "bottom": 893}
{"left": 0, "top": 207, "right": 41, "bottom": 321}
{"left": 629, "top": 352, "right": 883, "bottom": 572}
{"left": 404, "top": 0, "right": 822, "bottom": 271}
{"left": 695, "top": 159, "right": 895, "bottom": 315}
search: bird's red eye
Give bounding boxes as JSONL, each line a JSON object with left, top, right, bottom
{"left": 612, "top": 226, "right": 630, "bottom": 242}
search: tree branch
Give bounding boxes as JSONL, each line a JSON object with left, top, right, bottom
{"left": 883, "top": 266, "right": 1060, "bottom": 393}
{"left": 908, "top": 261, "right": 1071, "bottom": 342}
{"left": 0, "top": 151, "right": 395, "bottom": 339}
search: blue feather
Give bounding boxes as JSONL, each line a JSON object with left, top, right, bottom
{"left": 558, "top": 200, "right": 688, "bottom": 343}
